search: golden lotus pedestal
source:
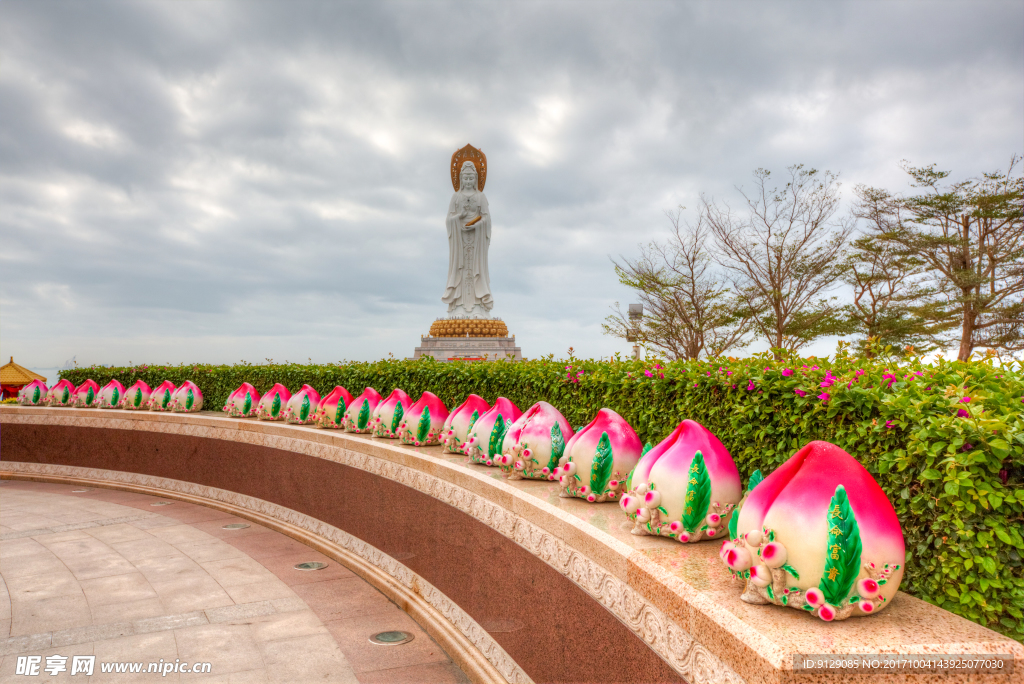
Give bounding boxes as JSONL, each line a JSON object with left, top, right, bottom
{"left": 412, "top": 319, "right": 523, "bottom": 361}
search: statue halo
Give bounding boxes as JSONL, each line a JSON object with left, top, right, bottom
{"left": 451, "top": 144, "right": 487, "bottom": 192}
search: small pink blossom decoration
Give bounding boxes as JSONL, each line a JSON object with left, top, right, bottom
{"left": 803, "top": 587, "right": 824, "bottom": 608}
{"left": 817, "top": 604, "right": 837, "bottom": 621}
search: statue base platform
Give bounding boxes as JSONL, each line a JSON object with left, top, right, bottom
{"left": 412, "top": 335, "right": 522, "bottom": 362}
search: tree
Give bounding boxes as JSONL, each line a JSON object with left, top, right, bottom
{"left": 856, "top": 157, "right": 1024, "bottom": 361}
{"left": 843, "top": 189, "right": 943, "bottom": 355}
{"left": 703, "top": 165, "right": 855, "bottom": 356}
{"left": 603, "top": 209, "right": 751, "bottom": 360}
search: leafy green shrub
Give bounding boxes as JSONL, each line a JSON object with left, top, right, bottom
{"left": 61, "top": 353, "right": 1024, "bottom": 640}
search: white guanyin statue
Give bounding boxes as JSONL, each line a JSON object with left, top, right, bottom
{"left": 443, "top": 145, "right": 493, "bottom": 318}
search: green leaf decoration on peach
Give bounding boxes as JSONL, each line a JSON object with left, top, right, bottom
{"left": 271, "top": 393, "right": 281, "bottom": 418}
{"left": 133, "top": 389, "right": 142, "bottom": 408}
{"left": 391, "top": 402, "right": 404, "bottom": 434}
{"left": 682, "top": 450, "right": 711, "bottom": 533}
{"left": 62, "top": 387, "right": 70, "bottom": 405}
{"left": 161, "top": 390, "right": 170, "bottom": 410}
{"left": 111, "top": 387, "right": 120, "bottom": 406}
{"left": 32, "top": 387, "right": 41, "bottom": 404}
{"left": 728, "top": 509, "right": 739, "bottom": 540}
{"left": 781, "top": 563, "right": 800, "bottom": 579}
{"left": 590, "top": 431, "right": 613, "bottom": 494}
{"left": 548, "top": 422, "right": 565, "bottom": 472}
{"left": 488, "top": 414, "right": 505, "bottom": 458}
{"left": 186, "top": 389, "right": 195, "bottom": 411}
{"left": 468, "top": 409, "right": 479, "bottom": 432}
{"left": 641, "top": 441, "right": 653, "bottom": 456}
{"left": 416, "top": 406, "right": 431, "bottom": 443}
{"left": 747, "top": 469, "right": 764, "bottom": 492}
{"left": 243, "top": 393, "right": 252, "bottom": 416}
{"left": 86, "top": 387, "right": 95, "bottom": 405}
{"left": 357, "top": 399, "right": 370, "bottom": 430}
{"left": 820, "top": 484, "right": 862, "bottom": 606}
{"left": 333, "top": 397, "right": 345, "bottom": 426}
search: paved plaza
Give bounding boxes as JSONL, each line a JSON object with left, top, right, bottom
{"left": 0, "top": 480, "right": 469, "bottom": 683}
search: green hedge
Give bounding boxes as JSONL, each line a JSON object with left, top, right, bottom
{"left": 61, "top": 353, "right": 1024, "bottom": 640}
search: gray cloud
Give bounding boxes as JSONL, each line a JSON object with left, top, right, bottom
{"left": 1, "top": 0, "right": 1021, "bottom": 371}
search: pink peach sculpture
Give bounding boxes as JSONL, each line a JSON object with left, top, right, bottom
{"left": 169, "top": 381, "right": 204, "bottom": 413}
{"left": 495, "top": 401, "right": 575, "bottom": 481}
{"left": 72, "top": 379, "right": 100, "bottom": 408}
{"left": 256, "top": 384, "right": 291, "bottom": 421}
{"left": 121, "top": 381, "right": 152, "bottom": 410}
{"left": 282, "top": 384, "right": 321, "bottom": 425}
{"left": 343, "top": 387, "right": 383, "bottom": 433}
{"left": 465, "top": 397, "right": 522, "bottom": 466}
{"left": 372, "top": 388, "right": 412, "bottom": 438}
{"left": 148, "top": 381, "right": 177, "bottom": 412}
{"left": 442, "top": 395, "right": 490, "bottom": 454}
{"left": 620, "top": 420, "right": 742, "bottom": 542}
{"left": 97, "top": 380, "right": 125, "bottom": 409}
{"left": 17, "top": 379, "right": 48, "bottom": 406}
{"left": 556, "top": 408, "right": 642, "bottom": 503}
{"left": 398, "top": 392, "right": 449, "bottom": 446}
{"left": 315, "top": 386, "right": 354, "bottom": 429}
{"left": 720, "top": 441, "right": 905, "bottom": 622}
{"left": 47, "top": 379, "right": 76, "bottom": 407}
{"left": 224, "top": 383, "right": 261, "bottom": 418}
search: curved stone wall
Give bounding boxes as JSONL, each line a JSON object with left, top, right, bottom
{"left": 2, "top": 407, "right": 1020, "bottom": 684}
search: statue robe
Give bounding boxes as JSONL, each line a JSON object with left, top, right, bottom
{"left": 442, "top": 188, "right": 493, "bottom": 314}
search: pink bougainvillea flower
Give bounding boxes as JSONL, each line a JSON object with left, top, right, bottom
{"left": 957, "top": 408, "right": 969, "bottom": 418}
{"left": 794, "top": 389, "right": 807, "bottom": 397}
{"left": 782, "top": 369, "right": 793, "bottom": 377}
{"left": 885, "top": 420, "right": 895, "bottom": 429}
{"left": 959, "top": 397, "right": 971, "bottom": 403}
{"left": 747, "top": 381, "right": 756, "bottom": 391}
{"left": 644, "top": 370, "right": 653, "bottom": 378}
{"left": 817, "top": 392, "right": 830, "bottom": 402}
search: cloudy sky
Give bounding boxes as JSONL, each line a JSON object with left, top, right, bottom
{"left": 2, "top": 1, "right": 1021, "bottom": 377}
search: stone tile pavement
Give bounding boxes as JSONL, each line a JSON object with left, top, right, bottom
{"left": 0, "top": 480, "right": 470, "bottom": 683}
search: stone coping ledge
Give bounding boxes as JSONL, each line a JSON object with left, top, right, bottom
{"left": 2, "top": 406, "right": 1021, "bottom": 684}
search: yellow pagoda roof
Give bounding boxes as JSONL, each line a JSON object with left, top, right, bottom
{"left": 0, "top": 357, "right": 46, "bottom": 385}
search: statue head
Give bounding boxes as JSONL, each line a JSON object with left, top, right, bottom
{"left": 459, "top": 161, "right": 478, "bottom": 192}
